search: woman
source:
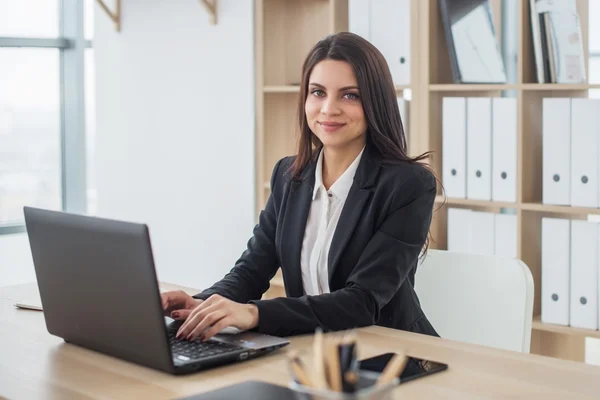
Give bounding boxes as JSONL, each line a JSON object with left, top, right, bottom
{"left": 163, "top": 32, "right": 438, "bottom": 342}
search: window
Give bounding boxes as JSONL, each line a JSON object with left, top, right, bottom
{"left": 0, "top": 1, "right": 94, "bottom": 233}
{"left": 0, "top": 49, "right": 62, "bottom": 226}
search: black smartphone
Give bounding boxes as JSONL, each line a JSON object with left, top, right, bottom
{"left": 359, "top": 353, "right": 448, "bottom": 384}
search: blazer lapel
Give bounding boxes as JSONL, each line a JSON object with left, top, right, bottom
{"left": 328, "top": 144, "right": 381, "bottom": 281}
{"left": 280, "top": 158, "right": 316, "bottom": 297}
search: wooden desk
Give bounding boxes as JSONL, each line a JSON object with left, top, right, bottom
{"left": 1, "top": 283, "right": 599, "bottom": 399}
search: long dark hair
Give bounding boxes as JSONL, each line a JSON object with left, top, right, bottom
{"left": 290, "top": 32, "right": 442, "bottom": 253}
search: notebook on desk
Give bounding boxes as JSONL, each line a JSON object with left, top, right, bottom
{"left": 23, "top": 206, "right": 290, "bottom": 375}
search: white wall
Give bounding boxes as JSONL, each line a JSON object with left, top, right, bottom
{"left": 94, "top": 0, "right": 255, "bottom": 290}
{"left": 0, "top": 233, "right": 35, "bottom": 286}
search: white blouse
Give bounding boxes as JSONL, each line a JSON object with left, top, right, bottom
{"left": 300, "top": 146, "right": 365, "bottom": 296}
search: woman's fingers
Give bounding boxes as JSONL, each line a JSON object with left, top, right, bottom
{"left": 161, "top": 290, "right": 191, "bottom": 315}
{"left": 177, "top": 302, "right": 223, "bottom": 338}
{"left": 202, "top": 317, "right": 234, "bottom": 341}
{"left": 186, "top": 311, "right": 227, "bottom": 341}
{"left": 176, "top": 295, "right": 221, "bottom": 331}
{"left": 170, "top": 308, "right": 192, "bottom": 320}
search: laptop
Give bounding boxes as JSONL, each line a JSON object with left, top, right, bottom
{"left": 23, "top": 206, "right": 290, "bottom": 375}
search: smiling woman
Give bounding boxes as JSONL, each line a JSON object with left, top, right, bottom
{"left": 305, "top": 60, "right": 366, "bottom": 143}
{"left": 162, "top": 32, "right": 440, "bottom": 348}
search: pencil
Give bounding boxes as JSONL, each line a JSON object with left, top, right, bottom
{"left": 287, "top": 350, "right": 313, "bottom": 387}
{"left": 344, "top": 370, "right": 359, "bottom": 385}
{"left": 325, "top": 335, "right": 343, "bottom": 392}
{"left": 312, "top": 328, "right": 328, "bottom": 389}
{"left": 376, "top": 353, "right": 408, "bottom": 386}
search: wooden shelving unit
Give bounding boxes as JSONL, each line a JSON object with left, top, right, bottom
{"left": 429, "top": 84, "right": 519, "bottom": 92}
{"left": 423, "top": 0, "right": 598, "bottom": 363}
{"left": 436, "top": 196, "right": 518, "bottom": 210}
{"left": 532, "top": 316, "right": 600, "bottom": 339}
{"left": 255, "top": 0, "right": 598, "bottom": 363}
{"left": 263, "top": 85, "right": 301, "bottom": 93}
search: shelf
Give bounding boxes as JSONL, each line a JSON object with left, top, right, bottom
{"left": 429, "top": 84, "right": 518, "bottom": 92}
{"left": 265, "top": 85, "right": 411, "bottom": 93}
{"left": 264, "top": 85, "right": 411, "bottom": 93}
{"left": 435, "top": 196, "right": 518, "bottom": 209}
{"left": 532, "top": 316, "right": 600, "bottom": 339}
{"left": 521, "top": 203, "right": 600, "bottom": 215}
{"left": 434, "top": 198, "right": 600, "bottom": 215}
{"left": 429, "top": 84, "right": 600, "bottom": 92}
{"left": 264, "top": 85, "right": 301, "bottom": 93}
{"left": 521, "top": 83, "right": 600, "bottom": 91}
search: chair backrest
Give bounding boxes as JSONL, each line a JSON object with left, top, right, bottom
{"left": 414, "top": 249, "right": 534, "bottom": 353}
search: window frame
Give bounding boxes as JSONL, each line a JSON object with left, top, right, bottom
{"left": 0, "top": 0, "right": 92, "bottom": 235}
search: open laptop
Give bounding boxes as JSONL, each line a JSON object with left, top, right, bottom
{"left": 23, "top": 206, "right": 289, "bottom": 375}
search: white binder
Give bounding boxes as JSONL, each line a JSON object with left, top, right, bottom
{"left": 494, "top": 213, "right": 517, "bottom": 259}
{"left": 469, "top": 211, "right": 495, "bottom": 256}
{"left": 492, "top": 98, "right": 517, "bottom": 203}
{"left": 570, "top": 99, "right": 600, "bottom": 208}
{"left": 348, "top": 0, "right": 370, "bottom": 40}
{"left": 349, "top": 0, "right": 411, "bottom": 85}
{"left": 541, "top": 217, "right": 570, "bottom": 326}
{"left": 370, "top": 0, "right": 411, "bottom": 85}
{"left": 447, "top": 208, "right": 471, "bottom": 253}
{"left": 570, "top": 220, "right": 598, "bottom": 330}
{"left": 543, "top": 98, "right": 571, "bottom": 205}
{"left": 467, "top": 98, "right": 492, "bottom": 200}
{"left": 442, "top": 97, "right": 467, "bottom": 198}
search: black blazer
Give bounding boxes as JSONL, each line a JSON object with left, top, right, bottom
{"left": 195, "top": 143, "right": 438, "bottom": 338}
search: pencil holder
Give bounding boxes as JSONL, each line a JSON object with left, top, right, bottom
{"left": 289, "top": 370, "right": 399, "bottom": 400}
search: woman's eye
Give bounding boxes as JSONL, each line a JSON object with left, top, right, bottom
{"left": 311, "top": 89, "right": 325, "bottom": 97}
{"left": 344, "top": 93, "right": 360, "bottom": 100}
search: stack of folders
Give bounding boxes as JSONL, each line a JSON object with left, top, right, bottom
{"left": 543, "top": 98, "right": 600, "bottom": 207}
{"left": 529, "top": 0, "right": 586, "bottom": 84}
{"left": 447, "top": 208, "right": 517, "bottom": 259}
{"left": 541, "top": 217, "right": 599, "bottom": 330}
{"left": 442, "top": 97, "right": 517, "bottom": 202}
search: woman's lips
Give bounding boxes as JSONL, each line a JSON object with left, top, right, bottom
{"left": 319, "top": 121, "right": 346, "bottom": 132}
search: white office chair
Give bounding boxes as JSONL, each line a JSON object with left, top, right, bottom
{"left": 414, "top": 249, "right": 534, "bottom": 353}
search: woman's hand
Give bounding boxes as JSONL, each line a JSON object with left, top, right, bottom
{"left": 175, "top": 294, "right": 259, "bottom": 341}
{"left": 161, "top": 290, "right": 203, "bottom": 319}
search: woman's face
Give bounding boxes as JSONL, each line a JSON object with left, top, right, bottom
{"left": 305, "top": 59, "right": 367, "bottom": 151}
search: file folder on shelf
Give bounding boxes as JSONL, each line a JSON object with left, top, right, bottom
{"left": 570, "top": 99, "right": 600, "bottom": 208}
{"left": 370, "top": 0, "right": 410, "bottom": 85}
{"left": 494, "top": 213, "right": 517, "bottom": 259}
{"left": 542, "top": 98, "right": 571, "bottom": 205}
{"left": 492, "top": 98, "right": 517, "bottom": 203}
{"left": 348, "top": 0, "right": 370, "bottom": 40}
{"left": 466, "top": 98, "right": 492, "bottom": 200}
{"left": 442, "top": 97, "right": 467, "bottom": 198}
{"left": 349, "top": 0, "right": 411, "bottom": 85}
{"left": 569, "top": 220, "right": 598, "bottom": 330}
{"left": 469, "top": 210, "right": 495, "bottom": 256}
{"left": 541, "top": 217, "right": 570, "bottom": 326}
{"left": 447, "top": 208, "right": 471, "bottom": 253}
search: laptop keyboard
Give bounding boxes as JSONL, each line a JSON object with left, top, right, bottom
{"left": 168, "top": 331, "right": 244, "bottom": 361}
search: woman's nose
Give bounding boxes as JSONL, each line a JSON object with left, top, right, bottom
{"left": 320, "top": 98, "right": 341, "bottom": 115}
